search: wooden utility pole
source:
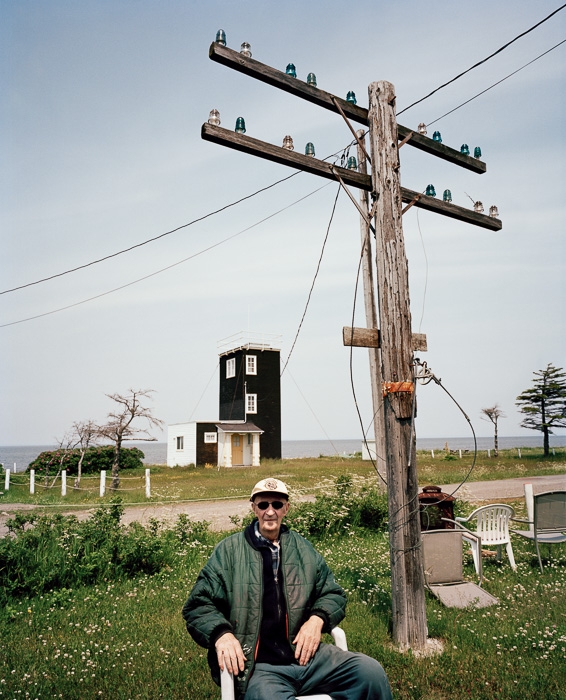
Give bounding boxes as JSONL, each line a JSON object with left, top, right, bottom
{"left": 202, "top": 39, "right": 502, "bottom": 651}
{"left": 368, "top": 81, "right": 427, "bottom": 648}
{"left": 356, "top": 130, "right": 387, "bottom": 489}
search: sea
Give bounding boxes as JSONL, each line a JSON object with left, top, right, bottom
{"left": 1, "top": 435, "right": 565, "bottom": 472}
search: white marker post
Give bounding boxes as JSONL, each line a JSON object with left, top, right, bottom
{"left": 30, "top": 469, "right": 35, "bottom": 495}
{"left": 61, "top": 470, "right": 67, "bottom": 497}
{"left": 100, "top": 470, "right": 106, "bottom": 497}
{"left": 145, "top": 469, "right": 151, "bottom": 498}
{"left": 4, "top": 468, "right": 10, "bottom": 491}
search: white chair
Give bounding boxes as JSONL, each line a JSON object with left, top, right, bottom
{"left": 220, "top": 627, "right": 348, "bottom": 700}
{"left": 511, "top": 488, "right": 566, "bottom": 573}
{"left": 447, "top": 504, "right": 516, "bottom": 572}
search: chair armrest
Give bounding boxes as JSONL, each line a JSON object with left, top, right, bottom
{"left": 511, "top": 516, "right": 532, "bottom": 524}
{"left": 331, "top": 627, "right": 348, "bottom": 651}
{"left": 455, "top": 516, "right": 469, "bottom": 523}
{"left": 441, "top": 517, "right": 472, "bottom": 533}
{"left": 220, "top": 666, "right": 236, "bottom": 700}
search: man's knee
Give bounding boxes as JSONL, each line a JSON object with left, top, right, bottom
{"left": 350, "top": 653, "right": 392, "bottom": 698}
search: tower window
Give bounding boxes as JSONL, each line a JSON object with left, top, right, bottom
{"left": 246, "top": 393, "right": 257, "bottom": 414}
{"left": 226, "top": 358, "right": 236, "bottom": 378}
{"left": 246, "top": 355, "right": 257, "bottom": 375}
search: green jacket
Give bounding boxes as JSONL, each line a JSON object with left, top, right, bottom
{"left": 182, "top": 521, "right": 346, "bottom": 699}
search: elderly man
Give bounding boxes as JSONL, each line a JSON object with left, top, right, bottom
{"left": 183, "top": 478, "right": 392, "bottom": 700}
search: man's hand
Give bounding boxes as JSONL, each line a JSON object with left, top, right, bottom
{"left": 293, "top": 615, "right": 324, "bottom": 666}
{"left": 215, "top": 632, "right": 247, "bottom": 675}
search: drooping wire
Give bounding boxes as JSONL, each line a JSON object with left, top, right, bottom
{"left": 283, "top": 365, "right": 342, "bottom": 456}
{"left": 0, "top": 183, "right": 331, "bottom": 329}
{"left": 348, "top": 218, "right": 388, "bottom": 485}
{"left": 414, "top": 360, "right": 479, "bottom": 502}
{"left": 426, "top": 38, "right": 566, "bottom": 127}
{"left": 389, "top": 359, "right": 480, "bottom": 550}
{"left": 2, "top": 142, "right": 356, "bottom": 297}
{"left": 280, "top": 185, "right": 341, "bottom": 376}
{"left": 187, "top": 360, "right": 220, "bottom": 422}
{"left": 0, "top": 172, "right": 303, "bottom": 296}
{"left": 397, "top": 3, "right": 566, "bottom": 116}
{"left": 414, "top": 208, "right": 429, "bottom": 335}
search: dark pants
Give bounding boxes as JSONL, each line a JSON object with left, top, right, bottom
{"left": 243, "top": 643, "right": 392, "bottom": 700}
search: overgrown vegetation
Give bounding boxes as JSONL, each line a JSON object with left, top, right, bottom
{"left": 27, "top": 445, "right": 145, "bottom": 477}
{"left": 1, "top": 478, "right": 564, "bottom": 699}
{"left": 0, "top": 499, "right": 211, "bottom": 607}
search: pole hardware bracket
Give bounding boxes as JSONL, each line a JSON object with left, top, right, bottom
{"left": 401, "top": 193, "right": 423, "bottom": 215}
{"left": 383, "top": 381, "right": 415, "bottom": 398}
{"left": 398, "top": 131, "right": 414, "bottom": 149}
{"left": 331, "top": 96, "right": 371, "bottom": 164}
{"left": 330, "top": 166, "right": 372, "bottom": 225}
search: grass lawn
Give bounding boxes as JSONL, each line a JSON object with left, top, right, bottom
{"left": 1, "top": 528, "right": 565, "bottom": 699}
{"left": 1, "top": 448, "right": 565, "bottom": 698}
{"left": 1, "top": 447, "right": 564, "bottom": 507}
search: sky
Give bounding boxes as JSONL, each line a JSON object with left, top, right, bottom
{"left": 1, "top": 0, "right": 565, "bottom": 447}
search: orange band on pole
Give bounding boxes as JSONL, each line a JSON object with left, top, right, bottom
{"left": 382, "top": 381, "right": 414, "bottom": 397}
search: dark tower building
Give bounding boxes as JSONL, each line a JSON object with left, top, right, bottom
{"left": 218, "top": 333, "right": 282, "bottom": 460}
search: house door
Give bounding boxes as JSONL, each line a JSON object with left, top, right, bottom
{"left": 231, "top": 434, "right": 243, "bottom": 465}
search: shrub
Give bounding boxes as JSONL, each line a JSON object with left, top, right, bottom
{"left": 285, "top": 475, "right": 389, "bottom": 539}
{"left": 0, "top": 500, "right": 211, "bottom": 605}
{"left": 28, "top": 445, "right": 144, "bottom": 477}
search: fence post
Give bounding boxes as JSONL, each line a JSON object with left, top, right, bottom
{"left": 100, "top": 470, "right": 106, "bottom": 497}
{"left": 459, "top": 449, "right": 462, "bottom": 458}
{"left": 145, "top": 469, "right": 151, "bottom": 498}
{"left": 518, "top": 448, "right": 521, "bottom": 459}
{"left": 14, "top": 462, "right": 18, "bottom": 474}
{"left": 430, "top": 450, "right": 434, "bottom": 459}
{"left": 4, "top": 468, "right": 10, "bottom": 491}
{"left": 61, "top": 470, "right": 67, "bottom": 497}
{"left": 487, "top": 449, "right": 491, "bottom": 458}
{"left": 30, "top": 469, "right": 35, "bottom": 495}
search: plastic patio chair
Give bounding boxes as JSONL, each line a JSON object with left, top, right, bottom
{"left": 447, "top": 503, "right": 517, "bottom": 572}
{"left": 511, "top": 488, "right": 566, "bottom": 573}
{"left": 421, "top": 528, "right": 498, "bottom": 609}
{"left": 220, "top": 627, "right": 348, "bottom": 700}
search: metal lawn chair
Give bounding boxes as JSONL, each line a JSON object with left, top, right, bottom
{"left": 220, "top": 627, "right": 348, "bottom": 700}
{"left": 511, "top": 487, "right": 566, "bottom": 573}
{"left": 448, "top": 504, "right": 517, "bottom": 572}
{"left": 421, "top": 529, "right": 498, "bottom": 609}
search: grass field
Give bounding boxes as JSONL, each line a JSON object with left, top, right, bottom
{"left": 1, "top": 526, "right": 565, "bottom": 699}
{"left": 1, "top": 447, "right": 565, "bottom": 507}
{"left": 1, "top": 449, "right": 565, "bottom": 699}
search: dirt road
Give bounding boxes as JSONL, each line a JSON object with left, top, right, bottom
{"left": 1, "top": 474, "right": 564, "bottom": 537}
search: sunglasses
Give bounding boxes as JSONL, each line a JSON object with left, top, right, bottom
{"left": 255, "top": 500, "right": 286, "bottom": 511}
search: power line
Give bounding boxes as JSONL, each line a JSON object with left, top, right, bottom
{"left": 0, "top": 183, "right": 330, "bottom": 329}
{"left": 426, "top": 38, "right": 566, "bottom": 126}
{"left": 3, "top": 143, "right": 350, "bottom": 297}
{"left": 280, "top": 185, "right": 341, "bottom": 376}
{"left": 397, "top": 3, "right": 566, "bottom": 116}
{"left": 0, "top": 171, "right": 300, "bottom": 296}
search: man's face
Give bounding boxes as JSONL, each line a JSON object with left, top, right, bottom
{"left": 251, "top": 494, "right": 289, "bottom": 541}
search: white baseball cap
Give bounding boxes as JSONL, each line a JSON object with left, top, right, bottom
{"left": 250, "top": 478, "right": 289, "bottom": 501}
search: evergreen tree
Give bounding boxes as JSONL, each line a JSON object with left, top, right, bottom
{"left": 515, "top": 364, "right": 566, "bottom": 456}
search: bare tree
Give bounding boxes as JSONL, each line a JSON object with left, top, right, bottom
{"left": 481, "top": 404, "right": 505, "bottom": 457}
{"left": 48, "top": 431, "right": 78, "bottom": 487}
{"left": 72, "top": 420, "right": 98, "bottom": 489}
{"left": 96, "top": 389, "right": 163, "bottom": 489}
